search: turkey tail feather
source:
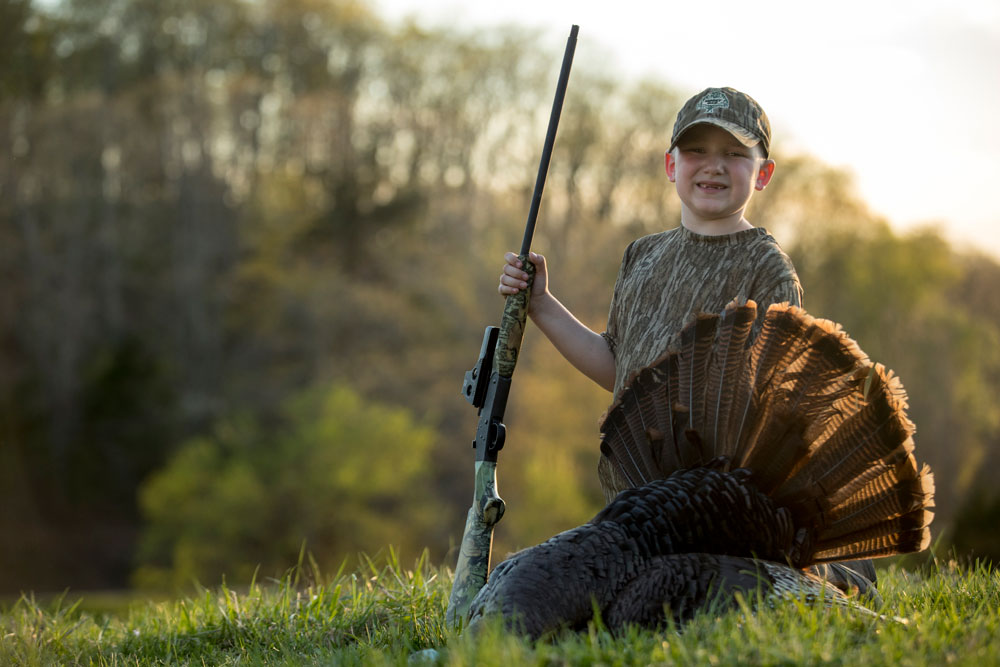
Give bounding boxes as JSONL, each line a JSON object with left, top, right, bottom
{"left": 704, "top": 301, "right": 757, "bottom": 459}
{"left": 679, "top": 313, "right": 722, "bottom": 435}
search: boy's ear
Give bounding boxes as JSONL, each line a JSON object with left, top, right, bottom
{"left": 755, "top": 159, "right": 776, "bottom": 191}
{"left": 665, "top": 151, "right": 677, "bottom": 182}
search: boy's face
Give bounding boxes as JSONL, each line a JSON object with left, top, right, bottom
{"left": 665, "top": 123, "right": 775, "bottom": 228}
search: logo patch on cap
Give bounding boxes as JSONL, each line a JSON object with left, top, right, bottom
{"left": 696, "top": 90, "right": 730, "bottom": 113}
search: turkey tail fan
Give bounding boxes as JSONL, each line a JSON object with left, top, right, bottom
{"left": 598, "top": 300, "right": 935, "bottom": 566}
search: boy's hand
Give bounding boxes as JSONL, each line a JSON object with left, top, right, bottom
{"left": 499, "top": 251, "right": 548, "bottom": 304}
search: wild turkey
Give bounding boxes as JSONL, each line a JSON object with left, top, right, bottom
{"left": 466, "top": 301, "right": 934, "bottom": 638}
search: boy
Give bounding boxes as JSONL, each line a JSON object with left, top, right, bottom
{"left": 499, "top": 87, "right": 876, "bottom": 596}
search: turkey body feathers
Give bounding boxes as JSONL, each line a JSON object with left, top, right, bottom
{"left": 467, "top": 468, "right": 798, "bottom": 637}
{"left": 603, "top": 553, "right": 847, "bottom": 629}
{"left": 467, "top": 302, "right": 934, "bottom": 638}
{"left": 466, "top": 467, "right": 841, "bottom": 638}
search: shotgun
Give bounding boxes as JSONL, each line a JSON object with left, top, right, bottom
{"left": 446, "top": 24, "right": 579, "bottom": 628}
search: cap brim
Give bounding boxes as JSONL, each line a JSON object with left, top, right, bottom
{"left": 669, "top": 119, "right": 762, "bottom": 153}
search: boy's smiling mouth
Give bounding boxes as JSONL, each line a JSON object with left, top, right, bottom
{"left": 697, "top": 181, "right": 727, "bottom": 191}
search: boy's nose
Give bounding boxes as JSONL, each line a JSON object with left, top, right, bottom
{"left": 703, "top": 156, "right": 725, "bottom": 173}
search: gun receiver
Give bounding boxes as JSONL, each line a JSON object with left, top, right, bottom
{"left": 462, "top": 325, "right": 510, "bottom": 463}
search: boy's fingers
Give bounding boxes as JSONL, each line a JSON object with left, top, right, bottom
{"left": 502, "top": 263, "right": 531, "bottom": 284}
{"left": 500, "top": 272, "right": 529, "bottom": 289}
{"left": 499, "top": 250, "right": 540, "bottom": 296}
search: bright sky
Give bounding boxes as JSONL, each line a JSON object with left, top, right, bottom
{"left": 375, "top": 0, "right": 1000, "bottom": 259}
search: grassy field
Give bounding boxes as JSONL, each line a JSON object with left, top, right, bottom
{"left": 1, "top": 550, "right": 997, "bottom": 666}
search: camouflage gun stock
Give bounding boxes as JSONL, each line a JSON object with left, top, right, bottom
{"left": 446, "top": 24, "right": 578, "bottom": 629}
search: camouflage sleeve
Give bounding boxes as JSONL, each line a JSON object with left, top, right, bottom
{"left": 760, "top": 278, "right": 804, "bottom": 309}
{"left": 749, "top": 277, "right": 803, "bottom": 342}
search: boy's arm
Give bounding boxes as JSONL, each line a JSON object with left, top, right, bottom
{"left": 531, "top": 291, "right": 616, "bottom": 392}
{"left": 500, "top": 251, "right": 615, "bottom": 392}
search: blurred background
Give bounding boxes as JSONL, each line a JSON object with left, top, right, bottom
{"left": 1, "top": 0, "right": 998, "bottom": 596}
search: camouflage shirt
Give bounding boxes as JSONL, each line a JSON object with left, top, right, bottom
{"left": 597, "top": 225, "right": 802, "bottom": 501}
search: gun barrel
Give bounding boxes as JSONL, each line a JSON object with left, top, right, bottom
{"left": 520, "top": 24, "right": 579, "bottom": 256}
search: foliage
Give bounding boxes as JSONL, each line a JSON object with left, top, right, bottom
{"left": 133, "top": 385, "right": 445, "bottom": 590}
{"left": 2, "top": 553, "right": 999, "bottom": 665}
{"left": 951, "top": 491, "right": 1000, "bottom": 566}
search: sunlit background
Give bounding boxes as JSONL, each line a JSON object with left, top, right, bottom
{"left": 2, "top": 0, "right": 999, "bottom": 598}
{"left": 377, "top": 0, "right": 1000, "bottom": 258}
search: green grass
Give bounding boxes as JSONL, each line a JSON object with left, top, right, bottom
{"left": 1, "top": 551, "right": 997, "bottom": 666}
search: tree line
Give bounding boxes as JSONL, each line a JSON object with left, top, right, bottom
{"left": 1, "top": 0, "right": 998, "bottom": 592}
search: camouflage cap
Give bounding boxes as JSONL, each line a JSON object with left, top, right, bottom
{"left": 669, "top": 87, "right": 771, "bottom": 157}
